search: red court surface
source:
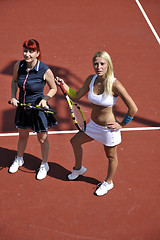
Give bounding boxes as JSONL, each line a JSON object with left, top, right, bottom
{"left": 0, "top": 1, "right": 160, "bottom": 240}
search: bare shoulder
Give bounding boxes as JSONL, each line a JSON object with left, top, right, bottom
{"left": 46, "top": 68, "right": 53, "bottom": 75}
{"left": 113, "top": 78, "right": 135, "bottom": 106}
{"left": 75, "top": 74, "right": 94, "bottom": 99}
{"left": 84, "top": 74, "right": 94, "bottom": 85}
{"left": 14, "top": 61, "right": 21, "bottom": 70}
{"left": 12, "top": 61, "right": 21, "bottom": 81}
{"left": 44, "top": 68, "right": 54, "bottom": 79}
{"left": 82, "top": 74, "right": 95, "bottom": 91}
{"left": 113, "top": 79, "right": 123, "bottom": 88}
{"left": 113, "top": 79, "right": 127, "bottom": 95}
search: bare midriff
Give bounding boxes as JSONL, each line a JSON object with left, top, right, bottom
{"left": 91, "top": 103, "right": 115, "bottom": 126}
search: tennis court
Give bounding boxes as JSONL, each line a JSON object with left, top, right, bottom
{"left": 0, "top": 0, "right": 160, "bottom": 239}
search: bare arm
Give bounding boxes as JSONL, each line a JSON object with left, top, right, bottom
{"left": 55, "top": 75, "right": 93, "bottom": 100}
{"left": 113, "top": 79, "right": 138, "bottom": 118}
{"left": 107, "top": 79, "right": 138, "bottom": 130}
{"left": 39, "top": 69, "right": 57, "bottom": 107}
{"left": 11, "top": 61, "right": 20, "bottom": 106}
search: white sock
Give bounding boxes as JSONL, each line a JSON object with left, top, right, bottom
{"left": 16, "top": 156, "right": 23, "bottom": 160}
{"left": 41, "top": 162, "right": 47, "bottom": 166}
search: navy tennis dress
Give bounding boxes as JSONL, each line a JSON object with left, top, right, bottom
{"left": 15, "top": 60, "right": 57, "bottom": 132}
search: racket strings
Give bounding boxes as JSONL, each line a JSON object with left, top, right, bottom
{"left": 72, "top": 104, "right": 85, "bottom": 131}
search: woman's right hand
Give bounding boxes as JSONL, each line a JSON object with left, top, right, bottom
{"left": 10, "top": 98, "right": 19, "bottom": 107}
{"left": 55, "top": 76, "right": 65, "bottom": 85}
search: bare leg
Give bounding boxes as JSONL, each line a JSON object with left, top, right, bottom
{"left": 70, "top": 132, "right": 93, "bottom": 169}
{"left": 8, "top": 128, "right": 29, "bottom": 173}
{"left": 103, "top": 145, "right": 118, "bottom": 183}
{"left": 37, "top": 132, "right": 49, "bottom": 163}
{"left": 17, "top": 128, "right": 30, "bottom": 157}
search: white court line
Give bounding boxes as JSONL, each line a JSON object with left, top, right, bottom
{"left": 0, "top": 130, "right": 78, "bottom": 137}
{"left": 0, "top": 127, "right": 159, "bottom": 137}
{"left": 120, "top": 127, "right": 160, "bottom": 131}
{"left": 135, "top": 0, "right": 160, "bottom": 44}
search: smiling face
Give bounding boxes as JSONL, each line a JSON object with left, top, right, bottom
{"left": 23, "top": 48, "right": 39, "bottom": 62}
{"left": 22, "top": 39, "right": 41, "bottom": 66}
{"left": 93, "top": 57, "right": 108, "bottom": 78}
{"left": 23, "top": 48, "right": 39, "bottom": 64}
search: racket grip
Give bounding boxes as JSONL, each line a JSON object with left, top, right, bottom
{"left": 8, "top": 100, "right": 20, "bottom": 106}
{"left": 60, "top": 82, "right": 67, "bottom": 94}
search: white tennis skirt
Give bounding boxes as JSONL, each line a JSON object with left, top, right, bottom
{"left": 85, "top": 119, "right": 122, "bottom": 147}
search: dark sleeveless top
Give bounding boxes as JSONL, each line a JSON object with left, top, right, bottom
{"left": 18, "top": 60, "right": 49, "bottom": 104}
{"left": 15, "top": 60, "right": 57, "bottom": 132}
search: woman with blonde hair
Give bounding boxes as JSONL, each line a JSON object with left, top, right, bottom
{"left": 56, "top": 51, "right": 138, "bottom": 196}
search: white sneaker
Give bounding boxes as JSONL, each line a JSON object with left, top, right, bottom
{"left": 36, "top": 162, "right": 49, "bottom": 180}
{"left": 95, "top": 181, "right": 114, "bottom": 196}
{"left": 68, "top": 166, "right": 87, "bottom": 180}
{"left": 9, "top": 156, "right": 24, "bottom": 173}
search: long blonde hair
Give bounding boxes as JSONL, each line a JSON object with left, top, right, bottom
{"left": 92, "top": 51, "right": 115, "bottom": 96}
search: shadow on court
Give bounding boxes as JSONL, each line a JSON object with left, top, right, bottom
{"left": 48, "top": 162, "right": 100, "bottom": 185}
{"left": 0, "top": 147, "right": 99, "bottom": 185}
{"left": 1, "top": 60, "right": 91, "bottom": 133}
{"left": 0, "top": 147, "right": 41, "bottom": 171}
{"left": 114, "top": 105, "right": 160, "bottom": 127}
{"left": 1, "top": 61, "right": 159, "bottom": 133}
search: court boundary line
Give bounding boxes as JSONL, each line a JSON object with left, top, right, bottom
{"left": 0, "top": 127, "right": 160, "bottom": 137}
{"left": 135, "top": 0, "right": 160, "bottom": 44}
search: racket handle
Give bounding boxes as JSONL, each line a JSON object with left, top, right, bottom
{"left": 59, "top": 82, "right": 67, "bottom": 95}
{"left": 8, "top": 100, "right": 20, "bottom": 106}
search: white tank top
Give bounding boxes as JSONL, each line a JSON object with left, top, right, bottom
{"left": 88, "top": 75, "right": 117, "bottom": 107}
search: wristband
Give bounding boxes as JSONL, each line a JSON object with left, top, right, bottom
{"left": 67, "top": 87, "right": 76, "bottom": 98}
{"left": 122, "top": 114, "right": 133, "bottom": 124}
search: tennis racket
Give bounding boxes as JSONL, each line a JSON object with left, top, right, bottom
{"left": 59, "top": 82, "right": 86, "bottom": 132}
{"left": 8, "top": 101, "right": 56, "bottom": 115}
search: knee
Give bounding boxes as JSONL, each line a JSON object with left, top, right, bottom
{"left": 19, "top": 132, "right": 29, "bottom": 141}
{"left": 70, "top": 135, "right": 81, "bottom": 147}
{"left": 70, "top": 136, "right": 76, "bottom": 146}
{"left": 108, "top": 155, "right": 118, "bottom": 166}
{"left": 38, "top": 138, "right": 45, "bottom": 144}
{"left": 37, "top": 133, "right": 48, "bottom": 144}
{"left": 70, "top": 132, "right": 88, "bottom": 147}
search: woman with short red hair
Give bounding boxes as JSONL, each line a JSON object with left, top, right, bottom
{"left": 9, "top": 39, "right": 57, "bottom": 180}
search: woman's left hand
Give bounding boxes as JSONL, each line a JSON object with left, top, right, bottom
{"left": 39, "top": 99, "right": 49, "bottom": 109}
{"left": 106, "top": 121, "right": 122, "bottom": 131}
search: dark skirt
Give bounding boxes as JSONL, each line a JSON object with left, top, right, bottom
{"left": 15, "top": 106, "right": 58, "bottom": 133}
